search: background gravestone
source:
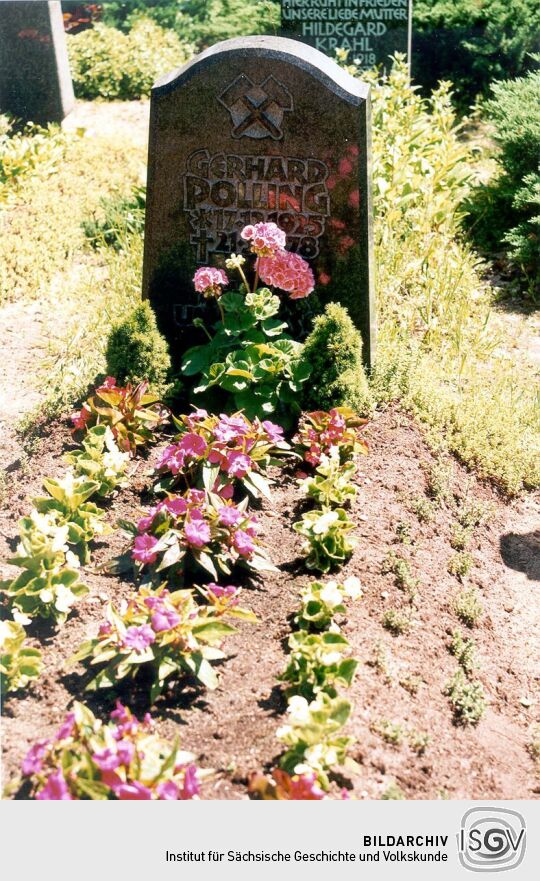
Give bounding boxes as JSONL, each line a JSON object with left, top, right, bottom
{"left": 0, "top": 1, "right": 74, "bottom": 125}
{"left": 281, "top": 0, "right": 412, "bottom": 70}
{"left": 143, "top": 36, "right": 375, "bottom": 368}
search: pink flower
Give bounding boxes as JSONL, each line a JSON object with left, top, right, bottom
{"left": 213, "top": 414, "right": 249, "bottom": 443}
{"left": 193, "top": 266, "right": 228, "bottom": 297}
{"left": 180, "top": 764, "right": 200, "bottom": 799}
{"left": 132, "top": 533, "right": 159, "bottom": 565}
{"left": 111, "top": 701, "right": 129, "bottom": 724}
{"left": 151, "top": 608, "right": 181, "bottom": 632}
{"left": 258, "top": 250, "right": 315, "bottom": 299}
{"left": 218, "top": 482, "right": 234, "bottom": 500}
{"left": 225, "top": 451, "right": 252, "bottom": 478}
{"left": 241, "top": 222, "right": 286, "bottom": 257}
{"left": 185, "top": 489, "right": 205, "bottom": 506}
{"left": 100, "top": 769, "right": 123, "bottom": 791}
{"left": 163, "top": 496, "right": 188, "bottom": 517}
{"left": 22, "top": 739, "right": 50, "bottom": 776}
{"left": 158, "top": 444, "right": 186, "bottom": 475}
{"left": 122, "top": 624, "right": 155, "bottom": 653}
{"left": 56, "top": 712, "right": 75, "bottom": 742}
{"left": 233, "top": 529, "right": 255, "bottom": 557}
{"left": 98, "top": 621, "right": 113, "bottom": 637}
{"left": 71, "top": 405, "right": 91, "bottom": 431}
{"left": 117, "top": 740, "right": 135, "bottom": 766}
{"left": 289, "top": 772, "right": 325, "bottom": 800}
{"left": 93, "top": 748, "right": 121, "bottom": 772}
{"left": 157, "top": 780, "right": 180, "bottom": 800}
{"left": 207, "top": 583, "right": 239, "bottom": 605}
{"left": 184, "top": 519, "right": 211, "bottom": 547}
{"left": 115, "top": 781, "right": 153, "bottom": 800}
{"left": 179, "top": 432, "right": 207, "bottom": 457}
{"left": 36, "top": 769, "right": 72, "bottom": 800}
{"left": 217, "top": 505, "right": 242, "bottom": 526}
{"left": 262, "top": 420, "right": 284, "bottom": 443}
{"left": 137, "top": 507, "right": 158, "bottom": 533}
{"left": 97, "top": 376, "right": 117, "bottom": 391}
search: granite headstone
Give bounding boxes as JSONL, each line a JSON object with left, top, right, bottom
{"left": 143, "top": 36, "right": 375, "bottom": 368}
{"left": 0, "top": 1, "right": 74, "bottom": 125}
{"left": 281, "top": 0, "right": 412, "bottom": 70}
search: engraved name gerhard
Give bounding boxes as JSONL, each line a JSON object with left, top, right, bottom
{"left": 183, "top": 150, "right": 330, "bottom": 262}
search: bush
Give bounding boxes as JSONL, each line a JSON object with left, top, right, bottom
{"left": 466, "top": 65, "right": 540, "bottom": 298}
{"left": 300, "top": 304, "right": 372, "bottom": 415}
{"left": 103, "top": 0, "right": 280, "bottom": 48}
{"left": 105, "top": 302, "right": 172, "bottom": 397}
{"left": 413, "top": 0, "right": 540, "bottom": 106}
{"left": 67, "top": 19, "right": 194, "bottom": 100}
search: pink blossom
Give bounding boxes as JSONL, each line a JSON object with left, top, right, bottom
{"left": 241, "top": 222, "right": 286, "bottom": 257}
{"left": 184, "top": 519, "right": 211, "bottom": 547}
{"left": 97, "top": 376, "right": 117, "bottom": 391}
{"left": 193, "top": 266, "right": 228, "bottom": 297}
{"left": 207, "top": 584, "right": 239, "bottom": 605}
{"left": 213, "top": 414, "right": 249, "bottom": 443}
{"left": 163, "top": 496, "right": 188, "bottom": 517}
{"left": 122, "top": 624, "right": 155, "bottom": 653}
{"left": 100, "top": 769, "right": 123, "bottom": 791}
{"left": 179, "top": 764, "right": 200, "bottom": 799}
{"left": 110, "top": 701, "right": 129, "bottom": 724}
{"left": 179, "top": 432, "right": 207, "bottom": 457}
{"left": 262, "top": 420, "right": 284, "bottom": 443}
{"left": 157, "top": 780, "right": 180, "bottom": 800}
{"left": 98, "top": 621, "right": 113, "bottom": 637}
{"left": 115, "top": 781, "right": 153, "bottom": 800}
{"left": 93, "top": 748, "right": 121, "bottom": 772}
{"left": 217, "top": 505, "right": 242, "bottom": 526}
{"left": 116, "top": 740, "right": 135, "bottom": 766}
{"left": 22, "top": 739, "right": 50, "bottom": 776}
{"left": 36, "top": 769, "right": 72, "bottom": 800}
{"left": 186, "top": 489, "right": 205, "bottom": 506}
{"left": 137, "top": 507, "right": 158, "bottom": 533}
{"left": 225, "top": 451, "right": 252, "bottom": 478}
{"left": 151, "top": 608, "right": 181, "bottom": 632}
{"left": 132, "top": 533, "right": 159, "bottom": 565}
{"left": 233, "top": 529, "right": 255, "bottom": 557}
{"left": 218, "top": 482, "right": 234, "bottom": 499}
{"left": 71, "top": 405, "right": 91, "bottom": 431}
{"left": 289, "top": 772, "right": 325, "bottom": 800}
{"left": 56, "top": 712, "right": 76, "bottom": 742}
{"left": 258, "top": 250, "right": 315, "bottom": 299}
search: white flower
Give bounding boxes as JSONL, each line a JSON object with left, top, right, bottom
{"left": 225, "top": 253, "right": 246, "bottom": 270}
{"left": 65, "top": 550, "right": 81, "bottom": 569}
{"left": 12, "top": 608, "right": 32, "bottom": 626}
{"left": 55, "top": 585, "right": 75, "bottom": 614}
{"left": 50, "top": 525, "right": 69, "bottom": 554}
{"left": 286, "top": 695, "right": 311, "bottom": 726}
{"left": 313, "top": 510, "right": 339, "bottom": 535}
{"left": 342, "top": 575, "right": 363, "bottom": 599}
{"left": 321, "top": 651, "right": 343, "bottom": 666}
{"left": 320, "top": 581, "right": 343, "bottom": 608}
{"left": 39, "top": 588, "right": 54, "bottom": 604}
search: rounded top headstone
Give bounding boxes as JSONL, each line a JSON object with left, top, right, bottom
{"left": 153, "top": 35, "right": 369, "bottom": 105}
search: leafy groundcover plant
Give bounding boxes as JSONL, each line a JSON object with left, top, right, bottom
{"left": 72, "top": 377, "right": 169, "bottom": 454}
{"left": 181, "top": 223, "right": 314, "bottom": 425}
{"left": 0, "top": 620, "right": 42, "bottom": 693}
{"left": 64, "top": 424, "right": 130, "bottom": 497}
{"left": 125, "top": 488, "right": 274, "bottom": 581}
{"left": 155, "top": 409, "right": 289, "bottom": 501}
{"left": 70, "top": 583, "right": 256, "bottom": 700}
{"left": 20, "top": 701, "right": 203, "bottom": 800}
{"left": 293, "top": 507, "right": 357, "bottom": 573}
{"left": 299, "top": 450, "right": 357, "bottom": 508}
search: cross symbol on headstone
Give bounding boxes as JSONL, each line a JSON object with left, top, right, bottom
{"left": 190, "top": 228, "right": 213, "bottom": 261}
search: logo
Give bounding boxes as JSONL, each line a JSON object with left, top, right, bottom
{"left": 218, "top": 74, "right": 293, "bottom": 140}
{"left": 458, "top": 807, "right": 526, "bottom": 873}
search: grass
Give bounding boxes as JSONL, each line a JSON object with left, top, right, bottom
{"left": 382, "top": 551, "right": 419, "bottom": 600}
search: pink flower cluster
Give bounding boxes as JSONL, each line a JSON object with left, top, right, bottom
{"left": 21, "top": 703, "right": 201, "bottom": 801}
{"left": 294, "top": 407, "right": 368, "bottom": 467}
{"left": 131, "top": 488, "right": 260, "bottom": 570}
{"left": 156, "top": 410, "right": 285, "bottom": 495}
{"left": 241, "top": 222, "right": 286, "bottom": 257}
{"left": 193, "top": 267, "right": 228, "bottom": 298}
{"left": 258, "top": 249, "right": 315, "bottom": 300}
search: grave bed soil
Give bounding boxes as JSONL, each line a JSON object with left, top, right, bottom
{"left": 1, "top": 407, "right": 538, "bottom": 800}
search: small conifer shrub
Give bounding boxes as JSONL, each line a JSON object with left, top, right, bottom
{"left": 106, "top": 302, "right": 172, "bottom": 397}
{"left": 300, "top": 303, "right": 372, "bottom": 415}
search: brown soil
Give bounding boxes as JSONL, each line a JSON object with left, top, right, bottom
{"left": 2, "top": 407, "right": 539, "bottom": 800}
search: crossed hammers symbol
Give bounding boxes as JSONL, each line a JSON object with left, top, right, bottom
{"left": 233, "top": 94, "right": 281, "bottom": 139}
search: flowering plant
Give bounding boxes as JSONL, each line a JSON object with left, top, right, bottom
{"left": 248, "top": 768, "right": 326, "bottom": 800}
{"left": 299, "top": 450, "right": 357, "bottom": 508}
{"left": 71, "top": 377, "right": 169, "bottom": 454}
{"left": 124, "top": 489, "right": 274, "bottom": 581}
{"left": 294, "top": 406, "right": 369, "bottom": 467}
{"left": 0, "top": 619, "right": 42, "bottom": 693}
{"left": 155, "top": 409, "right": 289, "bottom": 501}
{"left": 294, "top": 577, "right": 362, "bottom": 631}
{"left": 280, "top": 631, "right": 357, "bottom": 700}
{"left": 20, "top": 701, "right": 203, "bottom": 800}
{"left": 276, "top": 694, "right": 354, "bottom": 789}
{"left": 64, "top": 424, "right": 130, "bottom": 497}
{"left": 33, "top": 473, "right": 110, "bottom": 565}
{"left": 293, "top": 507, "right": 357, "bottom": 573}
{"left": 1, "top": 509, "right": 88, "bottom": 623}
{"left": 181, "top": 223, "right": 314, "bottom": 425}
{"left": 69, "top": 584, "right": 255, "bottom": 700}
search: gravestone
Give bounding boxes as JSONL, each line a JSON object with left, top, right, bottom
{"left": 281, "top": 0, "right": 412, "bottom": 70}
{"left": 143, "top": 35, "right": 375, "bottom": 368}
{"left": 0, "top": 1, "right": 74, "bottom": 125}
